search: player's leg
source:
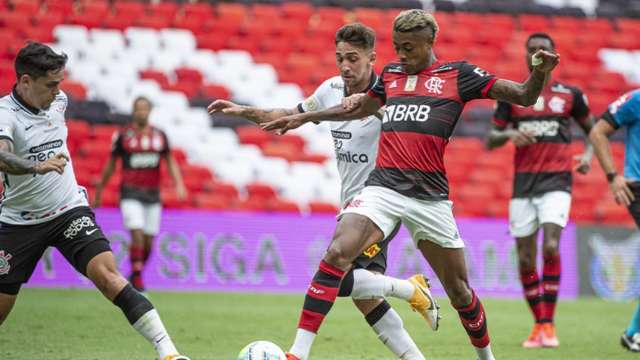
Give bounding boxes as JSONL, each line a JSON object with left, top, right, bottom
{"left": 0, "top": 292, "right": 17, "bottom": 326}
{"left": 510, "top": 196, "right": 544, "bottom": 347}
{"left": 622, "top": 187, "right": 640, "bottom": 352}
{"left": 406, "top": 199, "right": 495, "bottom": 360}
{"left": 142, "top": 202, "right": 161, "bottom": 265}
{"left": 537, "top": 191, "right": 571, "bottom": 347}
{"left": 121, "top": 199, "right": 147, "bottom": 291}
{"left": 55, "top": 207, "right": 188, "bottom": 360}
{"left": 288, "top": 214, "right": 385, "bottom": 360}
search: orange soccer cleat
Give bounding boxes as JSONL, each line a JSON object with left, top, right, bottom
{"left": 285, "top": 353, "right": 301, "bottom": 360}
{"left": 522, "top": 323, "right": 543, "bottom": 348}
{"left": 541, "top": 323, "right": 559, "bottom": 348}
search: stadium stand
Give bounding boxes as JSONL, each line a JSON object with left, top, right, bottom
{"left": 0, "top": 0, "right": 636, "bottom": 224}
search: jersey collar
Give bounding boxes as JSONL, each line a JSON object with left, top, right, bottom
{"left": 344, "top": 71, "right": 377, "bottom": 97}
{"left": 11, "top": 86, "right": 41, "bottom": 116}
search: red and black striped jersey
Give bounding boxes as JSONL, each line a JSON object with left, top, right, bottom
{"left": 493, "top": 81, "right": 590, "bottom": 198}
{"left": 111, "top": 125, "right": 170, "bottom": 203}
{"left": 366, "top": 61, "right": 497, "bottom": 200}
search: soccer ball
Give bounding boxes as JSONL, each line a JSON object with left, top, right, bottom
{"left": 237, "top": 340, "right": 287, "bottom": 360}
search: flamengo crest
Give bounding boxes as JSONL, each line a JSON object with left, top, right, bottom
{"left": 0, "top": 250, "right": 12, "bottom": 275}
{"left": 425, "top": 77, "right": 445, "bottom": 94}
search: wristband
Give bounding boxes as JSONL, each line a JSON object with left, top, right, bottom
{"left": 606, "top": 171, "right": 617, "bottom": 183}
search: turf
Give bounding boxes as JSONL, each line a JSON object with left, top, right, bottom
{"left": 0, "top": 288, "right": 635, "bottom": 359}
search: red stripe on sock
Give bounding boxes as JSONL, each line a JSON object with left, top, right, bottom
{"left": 298, "top": 309, "right": 325, "bottom": 334}
{"left": 456, "top": 291, "right": 491, "bottom": 349}
{"left": 319, "top": 260, "right": 345, "bottom": 278}
{"left": 520, "top": 269, "right": 542, "bottom": 323}
{"left": 542, "top": 254, "right": 561, "bottom": 322}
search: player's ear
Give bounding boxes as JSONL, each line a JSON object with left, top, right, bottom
{"left": 369, "top": 50, "right": 376, "bottom": 65}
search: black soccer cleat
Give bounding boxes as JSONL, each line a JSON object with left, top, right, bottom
{"left": 621, "top": 332, "right": 640, "bottom": 352}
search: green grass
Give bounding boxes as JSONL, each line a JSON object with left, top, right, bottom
{"left": 0, "top": 288, "right": 636, "bottom": 359}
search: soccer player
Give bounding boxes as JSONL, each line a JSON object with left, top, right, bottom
{"left": 94, "top": 96, "right": 187, "bottom": 292}
{"left": 263, "top": 10, "right": 559, "bottom": 360}
{"left": 588, "top": 88, "right": 640, "bottom": 353}
{"left": 209, "top": 23, "right": 436, "bottom": 360}
{"left": 0, "top": 42, "right": 189, "bottom": 360}
{"left": 485, "top": 33, "right": 593, "bottom": 349}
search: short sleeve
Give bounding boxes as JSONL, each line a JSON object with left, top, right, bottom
{"left": 111, "top": 131, "right": 124, "bottom": 157}
{"left": 0, "top": 108, "right": 16, "bottom": 142}
{"left": 492, "top": 101, "right": 512, "bottom": 129}
{"left": 570, "top": 87, "right": 590, "bottom": 125}
{"left": 603, "top": 91, "right": 640, "bottom": 129}
{"left": 457, "top": 62, "right": 497, "bottom": 102}
{"left": 367, "top": 68, "right": 387, "bottom": 105}
{"left": 160, "top": 130, "right": 170, "bottom": 155}
{"left": 297, "top": 78, "right": 333, "bottom": 113}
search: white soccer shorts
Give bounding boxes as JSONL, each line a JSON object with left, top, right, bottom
{"left": 120, "top": 199, "right": 162, "bottom": 235}
{"left": 508, "top": 191, "right": 572, "bottom": 238}
{"left": 340, "top": 186, "right": 464, "bottom": 248}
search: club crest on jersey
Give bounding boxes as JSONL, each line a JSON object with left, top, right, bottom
{"left": 404, "top": 75, "right": 418, "bottom": 91}
{"left": 549, "top": 96, "right": 566, "bottom": 113}
{"left": 425, "top": 77, "right": 445, "bottom": 95}
{"left": 0, "top": 250, "right": 12, "bottom": 275}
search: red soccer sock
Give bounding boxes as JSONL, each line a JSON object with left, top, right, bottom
{"left": 541, "top": 254, "right": 561, "bottom": 323}
{"left": 455, "top": 290, "right": 491, "bottom": 349}
{"left": 520, "top": 268, "right": 543, "bottom": 323}
{"left": 129, "top": 244, "right": 145, "bottom": 273}
{"left": 297, "top": 260, "right": 345, "bottom": 334}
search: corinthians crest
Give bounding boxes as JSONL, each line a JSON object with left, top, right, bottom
{"left": 0, "top": 250, "right": 12, "bottom": 275}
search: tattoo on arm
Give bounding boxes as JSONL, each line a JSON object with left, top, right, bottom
{"left": 0, "top": 140, "right": 36, "bottom": 175}
{"left": 245, "top": 107, "right": 298, "bottom": 124}
{"left": 489, "top": 71, "right": 546, "bottom": 106}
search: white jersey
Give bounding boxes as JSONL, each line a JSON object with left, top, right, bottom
{"left": 0, "top": 90, "right": 88, "bottom": 225}
{"left": 299, "top": 75, "right": 382, "bottom": 207}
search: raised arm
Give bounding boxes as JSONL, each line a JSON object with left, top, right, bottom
{"left": 207, "top": 100, "right": 300, "bottom": 125}
{"left": 261, "top": 93, "right": 382, "bottom": 134}
{"left": 488, "top": 50, "right": 559, "bottom": 106}
{"left": 0, "top": 139, "right": 67, "bottom": 175}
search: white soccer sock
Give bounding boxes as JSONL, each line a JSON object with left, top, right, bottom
{"left": 351, "top": 269, "right": 415, "bottom": 301}
{"left": 289, "top": 328, "right": 316, "bottom": 360}
{"left": 372, "top": 308, "right": 426, "bottom": 360}
{"left": 475, "top": 344, "right": 496, "bottom": 360}
{"left": 132, "top": 309, "right": 178, "bottom": 359}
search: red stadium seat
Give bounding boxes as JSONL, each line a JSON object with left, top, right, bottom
{"left": 136, "top": 16, "right": 172, "bottom": 30}
{"left": 251, "top": 4, "right": 282, "bottom": 22}
{"left": 174, "top": 67, "right": 203, "bottom": 85}
{"left": 270, "top": 199, "right": 300, "bottom": 213}
{"left": 140, "top": 70, "right": 170, "bottom": 88}
{"left": 163, "top": 82, "right": 199, "bottom": 99}
{"left": 149, "top": 2, "right": 179, "bottom": 19}
{"left": 12, "top": 0, "right": 40, "bottom": 14}
{"left": 114, "top": 1, "right": 146, "bottom": 17}
{"left": 194, "top": 194, "right": 234, "bottom": 210}
{"left": 308, "top": 201, "right": 339, "bottom": 214}
{"left": 246, "top": 182, "right": 277, "bottom": 201}
{"left": 61, "top": 81, "right": 87, "bottom": 101}
{"left": 1, "top": 12, "right": 33, "bottom": 30}
{"left": 44, "top": 0, "right": 73, "bottom": 14}
{"left": 237, "top": 126, "right": 272, "bottom": 147}
{"left": 200, "top": 84, "right": 231, "bottom": 100}
{"left": 103, "top": 15, "right": 136, "bottom": 31}
{"left": 281, "top": 2, "right": 313, "bottom": 22}
{"left": 216, "top": 3, "right": 247, "bottom": 24}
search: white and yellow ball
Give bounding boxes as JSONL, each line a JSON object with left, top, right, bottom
{"left": 237, "top": 341, "right": 286, "bottom": 360}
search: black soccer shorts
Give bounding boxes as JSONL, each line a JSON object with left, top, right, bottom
{"left": 352, "top": 222, "right": 401, "bottom": 274}
{"left": 628, "top": 182, "right": 640, "bottom": 228}
{"left": 0, "top": 206, "right": 112, "bottom": 295}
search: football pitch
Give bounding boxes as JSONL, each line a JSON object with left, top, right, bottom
{"left": 0, "top": 288, "right": 635, "bottom": 359}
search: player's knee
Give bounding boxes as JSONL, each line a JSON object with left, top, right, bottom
{"left": 92, "top": 267, "right": 126, "bottom": 295}
{"left": 518, "top": 255, "right": 536, "bottom": 271}
{"left": 542, "top": 241, "right": 559, "bottom": 257}
{"left": 324, "top": 244, "right": 353, "bottom": 270}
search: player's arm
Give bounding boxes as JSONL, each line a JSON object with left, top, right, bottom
{"left": 488, "top": 50, "right": 560, "bottom": 106}
{"left": 589, "top": 119, "right": 634, "bottom": 205}
{"left": 164, "top": 153, "right": 187, "bottom": 200}
{"left": 207, "top": 100, "right": 300, "bottom": 125}
{"left": 574, "top": 114, "right": 595, "bottom": 174}
{"left": 486, "top": 101, "right": 536, "bottom": 149}
{"left": 260, "top": 94, "right": 381, "bottom": 134}
{"left": 0, "top": 139, "right": 67, "bottom": 175}
{"left": 93, "top": 156, "right": 117, "bottom": 207}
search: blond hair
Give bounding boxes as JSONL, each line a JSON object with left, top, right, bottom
{"left": 393, "top": 9, "right": 439, "bottom": 40}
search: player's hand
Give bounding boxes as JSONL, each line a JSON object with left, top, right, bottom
{"left": 176, "top": 183, "right": 188, "bottom": 201}
{"left": 261, "top": 113, "right": 308, "bottom": 135}
{"left": 342, "top": 93, "right": 366, "bottom": 111}
{"left": 573, "top": 153, "right": 591, "bottom": 174}
{"left": 610, "top": 175, "right": 635, "bottom": 206}
{"left": 207, "top": 100, "right": 244, "bottom": 116}
{"left": 531, "top": 49, "right": 560, "bottom": 73}
{"left": 35, "top": 153, "right": 69, "bottom": 175}
{"left": 508, "top": 130, "right": 537, "bottom": 147}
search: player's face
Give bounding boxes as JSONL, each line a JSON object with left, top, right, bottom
{"left": 526, "top": 37, "right": 554, "bottom": 72}
{"left": 132, "top": 99, "right": 151, "bottom": 126}
{"left": 335, "top": 41, "right": 374, "bottom": 88}
{"left": 20, "top": 69, "right": 64, "bottom": 110}
{"left": 393, "top": 30, "right": 433, "bottom": 75}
